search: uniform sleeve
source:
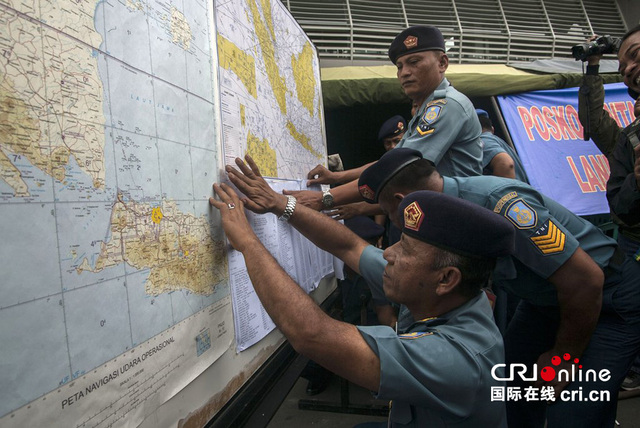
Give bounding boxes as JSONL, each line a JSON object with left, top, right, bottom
{"left": 481, "top": 137, "right": 505, "bottom": 170}
{"left": 488, "top": 185, "right": 579, "bottom": 279}
{"left": 357, "top": 325, "right": 480, "bottom": 414}
{"left": 359, "top": 245, "right": 388, "bottom": 305}
{"left": 607, "top": 133, "right": 640, "bottom": 226}
{"left": 578, "top": 72, "right": 620, "bottom": 157}
{"left": 400, "top": 98, "right": 477, "bottom": 166}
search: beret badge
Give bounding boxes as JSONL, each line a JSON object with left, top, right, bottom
{"left": 397, "top": 122, "right": 404, "bottom": 132}
{"left": 403, "top": 201, "right": 424, "bottom": 231}
{"left": 359, "top": 184, "right": 375, "bottom": 201}
{"left": 403, "top": 35, "right": 418, "bottom": 49}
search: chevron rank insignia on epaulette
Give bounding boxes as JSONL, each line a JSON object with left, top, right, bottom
{"left": 417, "top": 123, "right": 434, "bottom": 136}
{"left": 530, "top": 219, "right": 566, "bottom": 255}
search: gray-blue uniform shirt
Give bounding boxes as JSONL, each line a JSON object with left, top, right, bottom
{"left": 442, "top": 175, "right": 616, "bottom": 306}
{"left": 480, "top": 131, "right": 530, "bottom": 184}
{"left": 357, "top": 292, "right": 507, "bottom": 427}
{"left": 398, "top": 78, "right": 483, "bottom": 177}
{"left": 359, "top": 175, "right": 617, "bottom": 325}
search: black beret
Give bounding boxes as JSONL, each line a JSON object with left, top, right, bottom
{"left": 388, "top": 26, "right": 445, "bottom": 64}
{"left": 398, "top": 191, "right": 515, "bottom": 258}
{"left": 344, "top": 216, "right": 385, "bottom": 240}
{"left": 378, "top": 115, "right": 407, "bottom": 142}
{"left": 358, "top": 148, "right": 423, "bottom": 203}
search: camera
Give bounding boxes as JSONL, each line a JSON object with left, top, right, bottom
{"left": 571, "top": 35, "right": 622, "bottom": 61}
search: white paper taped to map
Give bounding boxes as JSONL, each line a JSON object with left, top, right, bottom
{"left": 229, "top": 179, "right": 336, "bottom": 352}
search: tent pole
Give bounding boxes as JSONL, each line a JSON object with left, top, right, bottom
{"left": 491, "top": 96, "right": 516, "bottom": 150}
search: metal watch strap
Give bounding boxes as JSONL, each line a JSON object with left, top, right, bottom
{"left": 322, "top": 189, "right": 334, "bottom": 209}
{"left": 278, "top": 195, "right": 297, "bottom": 221}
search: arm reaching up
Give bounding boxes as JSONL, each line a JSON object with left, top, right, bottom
{"left": 209, "top": 183, "right": 381, "bottom": 391}
{"left": 224, "top": 155, "right": 371, "bottom": 273}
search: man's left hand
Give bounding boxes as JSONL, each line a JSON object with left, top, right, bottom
{"left": 209, "top": 183, "right": 258, "bottom": 253}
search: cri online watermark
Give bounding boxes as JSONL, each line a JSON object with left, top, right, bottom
{"left": 490, "top": 353, "right": 611, "bottom": 403}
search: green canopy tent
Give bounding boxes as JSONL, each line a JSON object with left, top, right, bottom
{"left": 320, "top": 63, "right": 622, "bottom": 170}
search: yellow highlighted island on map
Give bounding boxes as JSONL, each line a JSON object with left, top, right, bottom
{"left": 247, "top": 131, "right": 277, "bottom": 177}
{"left": 247, "top": 0, "right": 287, "bottom": 115}
{"left": 260, "top": 0, "right": 277, "bottom": 43}
{"left": 291, "top": 42, "right": 316, "bottom": 117}
{"left": 286, "top": 122, "right": 322, "bottom": 159}
{"left": 217, "top": 35, "right": 257, "bottom": 98}
{"left": 77, "top": 194, "right": 228, "bottom": 296}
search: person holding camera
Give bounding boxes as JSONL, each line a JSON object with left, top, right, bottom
{"left": 576, "top": 28, "right": 640, "bottom": 284}
{"left": 579, "top": 26, "right": 640, "bottom": 392}
{"left": 608, "top": 25, "right": 640, "bottom": 265}
{"left": 577, "top": 34, "right": 624, "bottom": 157}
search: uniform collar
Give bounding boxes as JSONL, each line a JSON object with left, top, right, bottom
{"left": 401, "top": 291, "right": 486, "bottom": 333}
{"left": 415, "top": 77, "right": 449, "bottom": 116}
{"left": 403, "top": 77, "right": 448, "bottom": 143}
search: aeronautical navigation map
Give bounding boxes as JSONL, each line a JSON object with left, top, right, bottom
{"left": 215, "top": 0, "right": 325, "bottom": 178}
{"left": 0, "top": 0, "right": 326, "bottom": 426}
{"left": 0, "top": 0, "right": 233, "bottom": 425}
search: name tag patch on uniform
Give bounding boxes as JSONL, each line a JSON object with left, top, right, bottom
{"left": 399, "top": 332, "right": 433, "bottom": 340}
{"left": 530, "top": 219, "right": 566, "bottom": 255}
{"left": 493, "top": 191, "right": 518, "bottom": 213}
{"left": 504, "top": 199, "right": 537, "bottom": 229}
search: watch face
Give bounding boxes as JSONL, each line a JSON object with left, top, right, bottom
{"left": 322, "top": 191, "right": 333, "bottom": 207}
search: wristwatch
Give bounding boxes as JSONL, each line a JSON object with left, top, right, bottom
{"left": 278, "top": 195, "right": 297, "bottom": 222}
{"left": 321, "top": 189, "right": 334, "bottom": 209}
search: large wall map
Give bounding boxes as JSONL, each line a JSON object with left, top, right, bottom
{"left": 0, "top": 0, "right": 327, "bottom": 426}
{"left": 0, "top": 0, "right": 233, "bottom": 426}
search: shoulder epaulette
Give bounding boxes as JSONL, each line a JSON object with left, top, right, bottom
{"left": 433, "top": 88, "right": 447, "bottom": 100}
